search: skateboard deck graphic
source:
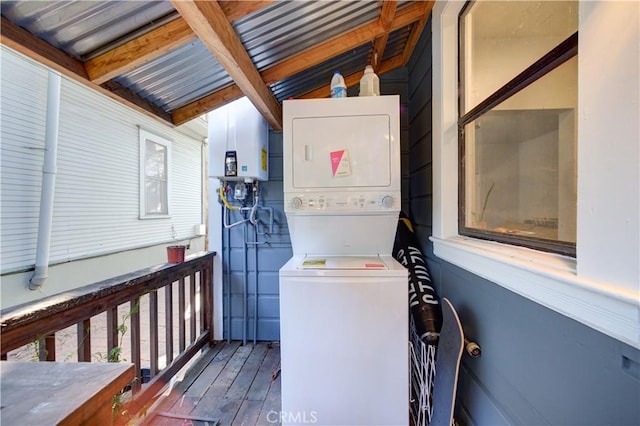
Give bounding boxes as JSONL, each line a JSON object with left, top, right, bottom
{"left": 430, "top": 298, "right": 464, "bottom": 426}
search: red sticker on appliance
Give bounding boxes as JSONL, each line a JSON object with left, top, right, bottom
{"left": 330, "top": 149, "right": 352, "bottom": 177}
{"left": 365, "top": 263, "right": 385, "bottom": 268}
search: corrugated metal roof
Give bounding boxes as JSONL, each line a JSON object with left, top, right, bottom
{"left": 270, "top": 43, "right": 372, "bottom": 102}
{"left": 235, "top": 0, "right": 381, "bottom": 71}
{"left": 383, "top": 26, "right": 413, "bottom": 61}
{"left": 114, "top": 40, "right": 231, "bottom": 112}
{"left": 1, "top": 0, "right": 176, "bottom": 60}
{"left": 1, "top": 0, "right": 431, "bottom": 125}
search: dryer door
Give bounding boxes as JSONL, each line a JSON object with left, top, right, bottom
{"left": 291, "top": 114, "right": 391, "bottom": 189}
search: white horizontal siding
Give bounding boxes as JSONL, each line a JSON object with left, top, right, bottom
{"left": 0, "top": 49, "right": 48, "bottom": 270}
{"left": 1, "top": 47, "right": 204, "bottom": 273}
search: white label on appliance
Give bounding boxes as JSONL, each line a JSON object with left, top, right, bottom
{"left": 330, "top": 149, "right": 352, "bottom": 177}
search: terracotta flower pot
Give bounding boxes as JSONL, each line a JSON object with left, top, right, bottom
{"left": 167, "top": 245, "right": 186, "bottom": 263}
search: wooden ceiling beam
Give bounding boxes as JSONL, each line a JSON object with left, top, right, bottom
{"left": 378, "top": 53, "right": 405, "bottom": 75}
{"left": 371, "top": 0, "right": 398, "bottom": 72}
{"left": 261, "top": 21, "right": 381, "bottom": 85}
{"left": 379, "top": 0, "right": 399, "bottom": 29}
{"left": 0, "top": 17, "right": 173, "bottom": 125}
{"left": 171, "top": 0, "right": 282, "bottom": 130}
{"left": 85, "top": 18, "right": 196, "bottom": 85}
{"left": 102, "top": 81, "right": 173, "bottom": 123}
{"left": 85, "top": 1, "right": 273, "bottom": 85}
{"left": 1, "top": 17, "right": 88, "bottom": 79}
{"left": 218, "top": 1, "right": 274, "bottom": 22}
{"left": 172, "top": 84, "right": 243, "bottom": 126}
{"left": 388, "top": 1, "right": 432, "bottom": 32}
{"left": 401, "top": 1, "right": 435, "bottom": 65}
{"left": 261, "top": 1, "right": 427, "bottom": 86}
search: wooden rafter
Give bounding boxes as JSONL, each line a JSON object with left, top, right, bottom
{"left": 261, "top": 21, "right": 381, "bottom": 86}
{"left": 85, "top": 1, "right": 272, "bottom": 85}
{"left": 272, "top": 2, "right": 433, "bottom": 103}
{"left": 401, "top": 1, "right": 435, "bottom": 65}
{"left": 378, "top": 54, "right": 405, "bottom": 75}
{"left": 102, "top": 81, "right": 173, "bottom": 123}
{"left": 260, "top": 1, "right": 428, "bottom": 86}
{"left": 85, "top": 18, "right": 196, "bottom": 85}
{"left": 2, "top": 0, "right": 432, "bottom": 127}
{"left": 1, "top": 17, "right": 88, "bottom": 79}
{"left": 172, "top": 84, "right": 243, "bottom": 126}
{"left": 298, "top": 53, "right": 405, "bottom": 100}
{"left": 172, "top": 0, "right": 282, "bottom": 130}
{"left": 218, "top": 1, "right": 273, "bottom": 22}
{"left": 371, "top": 0, "right": 398, "bottom": 72}
{"left": 0, "top": 17, "right": 173, "bottom": 125}
{"left": 173, "top": 0, "right": 432, "bottom": 125}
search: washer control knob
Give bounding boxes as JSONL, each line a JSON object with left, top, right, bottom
{"left": 381, "top": 195, "right": 394, "bottom": 209}
{"left": 291, "top": 197, "right": 303, "bottom": 209}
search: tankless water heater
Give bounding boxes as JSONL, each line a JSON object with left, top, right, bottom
{"left": 208, "top": 97, "right": 269, "bottom": 182}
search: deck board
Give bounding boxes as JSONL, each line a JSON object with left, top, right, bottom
{"left": 186, "top": 341, "right": 242, "bottom": 399}
{"left": 246, "top": 344, "right": 280, "bottom": 401}
{"left": 225, "top": 343, "right": 269, "bottom": 400}
{"left": 232, "top": 399, "right": 264, "bottom": 425}
{"left": 147, "top": 341, "right": 280, "bottom": 426}
{"left": 256, "top": 372, "right": 281, "bottom": 425}
{"left": 208, "top": 398, "right": 244, "bottom": 425}
{"left": 150, "top": 342, "right": 231, "bottom": 426}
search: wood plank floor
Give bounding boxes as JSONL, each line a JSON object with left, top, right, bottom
{"left": 145, "top": 341, "right": 281, "bottom": 426}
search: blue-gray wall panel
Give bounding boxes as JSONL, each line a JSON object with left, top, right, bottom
{"left": 408, "top": 35, "right": 432, "bottom": 100}
{"left": 409, "top": 196, "right": 432, "bottom": 227}
{"left": 444, "top": 262, "right": 640, "bottom": 425}
{"left": 407, "top": 17, "right": 640, "bottom": 425}
{"left": 409, "top": 165, "right": 432, "bottom": 199}
{"left": 222, "top": 130, "right": 291, "bottom": 342}
{"left": 379, "top": 68, "right": 410, "bottom": 214}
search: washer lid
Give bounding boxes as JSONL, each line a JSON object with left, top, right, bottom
{"left": 298, "top": 255, "right": 388, "bottom": 270}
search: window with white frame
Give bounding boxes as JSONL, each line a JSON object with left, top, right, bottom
{"left": 432, "top": 0, "right": 639, "bottom": 349}
{"left": 139, "top": 128, "right": 171, "bottom": 218}
{"left": 458, "top": 1, "right": 578, "bottom": 256}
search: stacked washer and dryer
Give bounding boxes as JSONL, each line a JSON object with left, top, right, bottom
{"left": 279, "top": 95, "right": 408, "bottom": 425}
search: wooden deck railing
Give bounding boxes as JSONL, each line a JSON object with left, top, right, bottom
{"left": 0, "top": 251, "right": 216, "bottom": 418}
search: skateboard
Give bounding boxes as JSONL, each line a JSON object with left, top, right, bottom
{"left": 430, "top": 297, "right": 464, "bottom": 426}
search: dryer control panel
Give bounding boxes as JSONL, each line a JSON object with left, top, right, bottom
{"left": 286, "top": 192, "right": 398, "bottom": 212}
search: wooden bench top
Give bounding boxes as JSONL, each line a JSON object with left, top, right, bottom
{"left": 1, "top": 361, "right": 134, "bottom": 425}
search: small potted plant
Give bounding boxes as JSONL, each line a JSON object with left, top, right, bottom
{"left": 167, "top": 225, "right": 190, "bottom": 263}
{"left": 166, "top": 245, "right": 186, "bottom": 263}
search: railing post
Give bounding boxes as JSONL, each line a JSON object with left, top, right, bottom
{"left": 37, "top": 335, "right": 56, "bottom": 361}
{"left": 130, "top": 297, "right": 141, "bottom": 392}
{"left": 189, "top": 273, "right": 196, "bottom": 344}
{"left": 77, "top": 319, "right": 91, "bottom": 362}
{"left": 178, "top": 277, "right": 186, "bottom": 352}
{"left": 106, "top": 307, "right": 119, "bottom": 362}
{"left": 150, "top": 290, "right": 159, "bottom": 376}
{"left": 165, "top": 283, "right": 174, "bottom": 365}
{"left": 204, "top": 262, "right": 215, "bottom": 346}
{"left": 199, "top": 271, "right": 206, "bottom": 333}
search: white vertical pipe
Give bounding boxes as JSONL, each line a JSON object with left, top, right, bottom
{"left": 29, "top": 70, "right": 61, "bottom": 290}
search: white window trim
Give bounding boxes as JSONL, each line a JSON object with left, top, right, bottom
{"left": 139, "top": 128, "right": 172, "bottom": 219}
{"left": 431, "top": 0, "right": 639, "bottom": 349}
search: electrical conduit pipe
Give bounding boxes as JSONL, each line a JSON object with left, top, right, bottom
{"left": 30, "top": 71, "right": 61, "bottom": 290}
